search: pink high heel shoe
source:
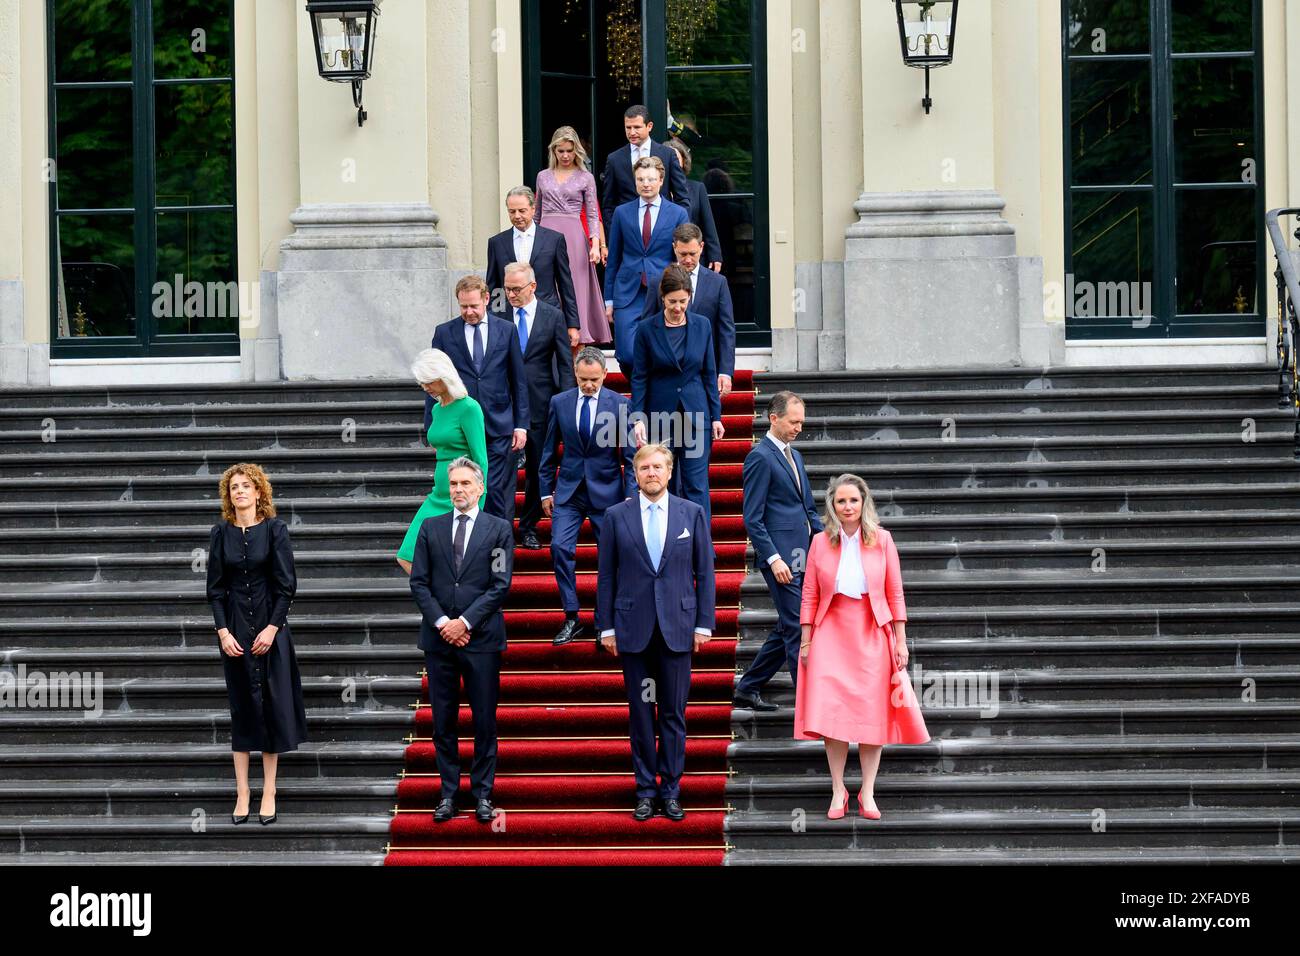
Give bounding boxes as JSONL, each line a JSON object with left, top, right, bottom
{"left": 858, "top": 789, "right": 881, "bottom": 820}
{"left": 827, "top": 787, "right": 849, "bottom": 820}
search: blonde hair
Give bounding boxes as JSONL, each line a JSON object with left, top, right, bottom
{"left": 218, "top": 463, "right": 277, "bottom": 525}
{"left": 634, "top": 155, "right": 666, "bottom": 180}
{"left": 411, "top": 348, "right": 468, "bottom": 401}
{"left": 455, "top": 274, "right": 490, "bottom": 300}
{"left": 548, "top": 126, "right": 591, "bottom": 171}
{"left": 822, "top": 473, "right": 878, "bottom": 548}
{"left": 633, "top": 442, "right": 674, "bottom": 473}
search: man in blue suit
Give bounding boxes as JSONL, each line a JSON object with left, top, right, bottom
{"left": 641, "top": 223, "right": 737, "bottom": 396}
{"left": 485, "top": 187, "right": 580, "bottom": 346}
{"left": 596, "top": 443, "right": 716, "bottom": 822}
{"left": 540, "top": 347, "right": 637, "bottom": 647}
{"left": 734, "top": 391, "right": 822, "bottom": 712}
{"left": 603, "top": 155, "right": 690, "bottom": 374}
{"left": 600, "top": 105, "right": 690, "bottom": 227}
{"left": 428, "top": 275, "right": 529, "bottom": 521}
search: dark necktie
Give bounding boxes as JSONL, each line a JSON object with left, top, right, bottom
{"left": 453, "top": 513, "right": 469, "bottom": 574}
{"left": 471, "top": 322, "right": 484, "bottom": 371}
{"left": 641, "top": 202, "right": 652, "bottom": 287}
{"left": 579, "top": 394, "right": 592, "bottom": 448}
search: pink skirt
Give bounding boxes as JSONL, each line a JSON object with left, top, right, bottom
{"left": 543, "top": 213, "right": 611, "bottom": 345}
{"left": 794, "top": 591, "right": 930, "bottom": 745}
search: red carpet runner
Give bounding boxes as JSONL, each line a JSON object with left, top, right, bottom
{"left": 384, "top": 371, "right": 754, "bottom": 865}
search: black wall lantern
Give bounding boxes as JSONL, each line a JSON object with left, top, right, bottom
{"left": 306, "top": 0, "right": 382, "bottom": 126}
{"left": 894, "top": 0, "right": 958, "bottom": 115}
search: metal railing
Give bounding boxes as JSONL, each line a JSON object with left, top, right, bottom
{"left": 1266, "top": 207, "right": 1300, "bottom": 460}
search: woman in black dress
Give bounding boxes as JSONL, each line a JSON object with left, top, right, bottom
{"left": 206, "top": 462, "right": 308, "bottom": 825}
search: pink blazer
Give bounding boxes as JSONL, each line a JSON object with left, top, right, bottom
{"left": 799, "top": 526, "right": 907, "bottom": 630}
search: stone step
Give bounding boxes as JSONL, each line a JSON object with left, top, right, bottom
{"left": 0, "top": 777, "right": 398, "bottom": 816}
{"left": 7, "top": 849, "right": 385, "bottom": 865}
{"left": 726, "top": 734, "right": 1300, "bottom": 774}
{"left": 725, "top": 769, "right": 1300, "bottom": 812}
{"left": 0, "top": 708, "right": 412, "bottom": 745}
{"left": 756, "top": 364, "right": 1277, "bottom": 392}
{"left": 3, "top": 645, "right": 425, "bottom": 680}
{"left": 722, "top": 806, "right": 1300, "bottom": 850}
{"left": 730, "top": 699, "right": 1300, "bottom": 740}
{"left": 725, "top": 845, "right": 1300, "bottom": 864}
{"left": 0, "top": 813, "right": 389, "bottom": 854}
{"left": 734, "top": 633, "right": 1300, "bottom": 670}
{"left": 0, "top": 473, "right": 435, "bottom": 503}
{"left": 0, "top": 741, "right": 407, "bottom": 779}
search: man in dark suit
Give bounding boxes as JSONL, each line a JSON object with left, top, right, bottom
{"left": 604, "top": 156, "right": 690, "bottom": 373}
{"left": 428, "top": 275, "right": 529, "bottom": 521}
{"left": 408, "top": 457, "right": 514, "bottom": 823}
{"left": 540, "top": 346, "right": 636, "bottom": 646}
{"left": 734, "top": 391, "right": 822, "bottom": 712}
{"left": 600, "top": 104, "right": 690, "bottom": 228}
{"left": 596, "top": 443, "right": 715, "bottom": 822}
{"left": 641, "top": 222, "right": 737, "bottom": 396}
{"left": 496, "top": 261, "right": 576, "bottom": 550}
{"left": 485, "top": 187, "right": 580, "bottom": 347}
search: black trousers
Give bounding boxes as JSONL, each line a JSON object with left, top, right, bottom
{"left": 620, "top": 624, "right": 693, "bottom": 801}
{"left": 483, "top": 434, "right": 517, "bottom": 524}
{"left": 517, "top": 421, "right": 546, "bottom": 535}
{"left": 424, "top": 647, "right": 502, "bottom": 801}
{"left": 736, "top": 563, "right": 803, "bottom": 698}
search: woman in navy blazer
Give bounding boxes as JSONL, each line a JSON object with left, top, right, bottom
{"left": 631, "top": 265, "right": 725, "bottom": 523}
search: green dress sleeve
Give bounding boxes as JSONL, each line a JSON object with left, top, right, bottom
{"left": 461, "top": 397, "right": 491, "bottom": 510}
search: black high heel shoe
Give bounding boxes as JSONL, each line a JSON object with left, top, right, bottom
{"left": 259, "top": 812, "right": 277, "bottom": 825}
{"left": 232, "top": 812, "right": 249, "bottom": 825}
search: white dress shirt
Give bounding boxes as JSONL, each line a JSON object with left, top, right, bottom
{"left": 575, "top": 387, "right": 601, "bottom": 430}
{"left": 687, "top": 263, "right": 699, "bottom": 298}
{"left": 464, "top": 318, "right": 487, "bottom": 358}
{"left": 434, "top": 505, "right": 480, "bottom": 632}
{"left": 513, "top": 222, "right": 536, "bottom": 263}
{"left": 599, "top": 493, "right": 710, "bottom": 639}
{"left": 630, "top": 141, "right": 650, "bottom": 165}
{"left": 834, "top": 527, "right": 867, "bottom": 600}
{"left": 762, "top": 430, "right": 806, "bottom": 567}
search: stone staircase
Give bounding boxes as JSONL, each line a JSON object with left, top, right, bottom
{"left": 727, "top": 365, "right": 1300, "bottom": 864}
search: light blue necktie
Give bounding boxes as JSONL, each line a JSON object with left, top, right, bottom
{"left": 645, "top": 502, "right": 662, "bottom": 569}
{"left": 517, "top": 307, "right": 529, "bottom": 351}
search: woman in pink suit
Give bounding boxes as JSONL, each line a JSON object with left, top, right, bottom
{"left": 795, "top": 473, "right": 929, "bottom": 820}
{"left": 535, "top": 126, "right": 612, "bottom": 346}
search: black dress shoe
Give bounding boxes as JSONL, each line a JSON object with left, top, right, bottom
{"left": 733, "top": 690, "right": 779, "bottom": 712}
{"left": 433, "top": 798, "right": 457, "bottom": 823}
{"left": 633, "top": 797, "right": 655, "bottom": 821}
{"left": 521, "top": 530, "right": 542, "bottom": 550}
{"left": 662, "top": 798, "right": 686, "bottom": 821}
{"left": 475, "top": 798, "right": 495, "bottom": 823}
{"left": 553, "top": 619, "right": 584, "bottom": 646}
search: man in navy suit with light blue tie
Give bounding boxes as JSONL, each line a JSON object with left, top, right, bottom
{"left": 540, "top": 346, "right": 637, "bottom": 647}
{"left": 596, "top": 443, "right": 716, "bottom": 822}
{"left": 734, "top": 391, "right": 822, "bottom": 712}
{"left": 428, "top": 275, "right": 529, "bottom": 521}
{"left": 604, "top": 155, "right": 690, "bottom": 374}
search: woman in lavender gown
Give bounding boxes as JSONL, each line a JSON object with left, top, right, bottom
{"left": 535, "top": 126, "right": 611, "bottom": 346}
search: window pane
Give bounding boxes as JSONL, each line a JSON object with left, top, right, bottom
{"left": 668, "top": 0, "right": 751, "bottom": 66}
{"left": 1065, "top": 0, "right": 1150, "bottom": 55}
{"left": 707, "top": 194, "right": 756, "bottom": 323}
{"left": 152, "top": 0, "right": 233, "bottom": 79}
{"left": 55, "top": 87, "right": 134, "bottom": 210}
{"left": 1175, "top": 189, "right": 1257, "bottom": 316}
{"left": 540, "top": 0, "right": 592, "bottom": 74}
{"left": 667, "top": 70, "right": 754, "bottom": 192}
{"left": 53, "top": 0, "right": 133, "bottom": 82}
{"left": 154, "top": 210, "right": 238, "bottom": 336}
{"left": 1172, "top": 0, "right": 1253, "bottom": 53}
{"left": 539, "top": 76, "right": 596, "bottom": 174}
{"left": 1069, "top": 59, "right": 1152, "bottom": 186}
{"left": 56, "top": 214, "right": 136, "bottom": 339}
{"left": 155, "top": 83, "right": 234, "bottom": 206}
{"left": 1069, "top": 189, "right": 1155, "bottom": 327}
{"left": 1172, "top": 57, "right": 1255, "bottom": 184}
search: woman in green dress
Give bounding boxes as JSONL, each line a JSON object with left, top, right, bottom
{"left": 396, "top": 348, "right": 490, "bottom": 573}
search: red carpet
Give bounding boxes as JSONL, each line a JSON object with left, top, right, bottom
{"left": 384, "top": 371, "right": 754, "bottom": 865}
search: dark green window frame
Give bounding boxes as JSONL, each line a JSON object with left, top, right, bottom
{"left": 46, "top": 0, "right": 239, "bottom": 359}
{"left": 1061, "top": 0, "right": 1266, "bottom": 340}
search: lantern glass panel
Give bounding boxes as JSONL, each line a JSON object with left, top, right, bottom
{"left": 312, "top": 7, "right": 375, "bottom": 79}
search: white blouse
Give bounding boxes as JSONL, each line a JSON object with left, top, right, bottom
{"left": 834, "top": 528, "right": 867, "bottom": 599}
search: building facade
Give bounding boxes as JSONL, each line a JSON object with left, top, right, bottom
{"left": 2, "top": 0, "right": 1297, "bottom": 387}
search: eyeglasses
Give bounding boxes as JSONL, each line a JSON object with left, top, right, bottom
{"left": 504, "top": 284, "right": 532, "bottom": 293}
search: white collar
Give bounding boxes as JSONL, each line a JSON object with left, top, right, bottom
{"left": 454, "top": 505, "right": 479, "bottom": 521}
{"left": 639, "top": 491, "right": 668, "bottom": 512}
{"left": 513, "top": 297, "right": 537, "bottom": 318}
{"left": 514, "top": 222, "right": 536, "bottom": 239}
{"left": 641, "top": 196, "right": 661, "bottom": 209}
{"left": 580, "top": 387, "right": 601, "bottom": 403}
{"left": 766, "top": 431, "right": 789, "bottom": 453}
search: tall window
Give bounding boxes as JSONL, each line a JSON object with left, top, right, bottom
{"left": 1063, "top": 0, "right": 1263, "bottom": 339}
{"left": 522, "top": 0, "right": 769, "bottom": 344}
{"left": 48, "top": 0, "right": 237, "bottom": 357}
